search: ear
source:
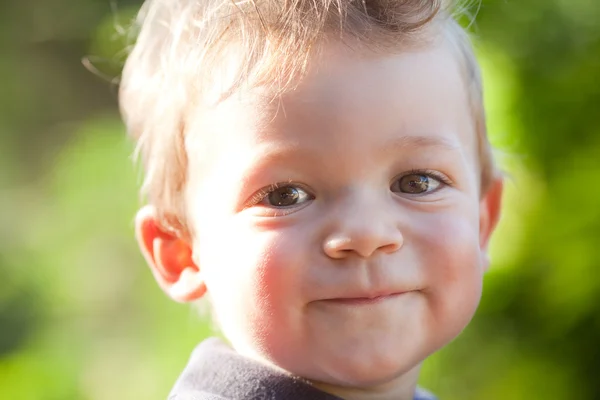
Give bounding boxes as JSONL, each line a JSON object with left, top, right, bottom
{"left": 479, "top": 177, "right": 503, "bottom": 271}
{"left": 135, "top": 205, "right": 206, "bottom": 303}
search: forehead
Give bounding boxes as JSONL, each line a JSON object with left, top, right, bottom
{"left": 190, "top": 37, "right": 476, "bottom": 168}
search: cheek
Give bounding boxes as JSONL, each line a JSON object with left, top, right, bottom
{"left": 193, "top": 218, "right": 308, "bottom": 350}
{"left": 192, "top": 219, "right": 264, "bottom": 336}
{"left": 196, "top": 221, "right": 271, "bottom": 307}
{"left": 411, "top": 211, "right": 483, "bottom": 337}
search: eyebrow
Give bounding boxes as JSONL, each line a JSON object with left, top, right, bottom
{"left": 249, "top": 142, "right": 315, "bottom": 168}
{"left": 237, "top": 143, "right": 314, "bottom": 191}
{"left": 246, "top": 135, "right": 463, "bottom": 175}
{"left": 381, "top": 135, "right": 463, "bottom": 156}
{"left": 237, "top": 134, "right": 463, "bottom": 198}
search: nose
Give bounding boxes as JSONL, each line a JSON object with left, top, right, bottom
{"left": 322, "top": 199, "right": 404, "bottom": 259}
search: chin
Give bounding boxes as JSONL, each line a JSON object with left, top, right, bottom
{"left": 335, "top": 372, "right": 404, "bottom": 389}
{"left": 319, "top": 349, "right": 421, "bottom": 388}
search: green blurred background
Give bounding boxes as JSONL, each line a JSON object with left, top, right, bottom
{"left": 1, "top": 0, "right": 599, "bottom": 399}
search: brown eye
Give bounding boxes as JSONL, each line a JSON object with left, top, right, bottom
{"left": 392, "top": 174, "right": 441, "bottom": 194}
{"left": 265, "top": 186, "right": 311, "bottom": 207}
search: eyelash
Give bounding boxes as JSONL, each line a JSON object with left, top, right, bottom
{"left": 245, "top": 169, "right": 453, "bottom": 209}
{"left": 400, "top": 169, "right": 454, "bottom": 187}
{"left": 247, "top": 180, "right": 296, "bottom": 207}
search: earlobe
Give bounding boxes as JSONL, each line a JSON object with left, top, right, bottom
{"left": 479, "top": 178, "right": 504, "bottom": 270}
{"left": 135, "top": 206, "right": 206, "bottom": 302}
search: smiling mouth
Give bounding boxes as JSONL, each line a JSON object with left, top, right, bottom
{"left": 321, "top": 291, "right": 410, "bottom": 305}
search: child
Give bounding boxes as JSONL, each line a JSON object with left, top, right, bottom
{"left": 119, "top": 0, "right": 503, "bottom": 399}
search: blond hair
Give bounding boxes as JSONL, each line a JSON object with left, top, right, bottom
{"left": 120, "top": 0, "right": 494, "bottom": 237}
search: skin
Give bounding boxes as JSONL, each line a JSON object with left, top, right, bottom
{"left": 135, "top": 35, "right": 503, "bottom": 400}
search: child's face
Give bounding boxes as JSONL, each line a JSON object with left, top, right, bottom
{"left": 181, "top": 39, "right": 499, "bottom": 389}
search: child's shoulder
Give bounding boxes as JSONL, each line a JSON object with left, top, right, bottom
{"left": 415, "top": 387, "right": 438, "bottom": 400}
{"left": 169, "top": 338, "right": 341, "bottom": 400}
{"left": 169, "top": 391, "right": 228, "bottom": 400}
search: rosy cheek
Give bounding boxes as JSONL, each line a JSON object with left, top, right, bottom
{"left": 410, "top": 212, "right": 483, "bottom": 330}
{"left": 252, "top": 229, "right": 306, "bottom": 305}
{"left": 198, "top": 222, "right": 298, "bottom": 315}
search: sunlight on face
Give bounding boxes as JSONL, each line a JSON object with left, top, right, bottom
{"left": 185, "top": 37, "right": 486, "bottom": 394}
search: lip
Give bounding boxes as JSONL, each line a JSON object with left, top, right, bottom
{"left": 319, "top": 291, "right": 411, "bottom": 305}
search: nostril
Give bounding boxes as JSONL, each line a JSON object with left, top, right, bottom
{"left": 380, "top": 242, "right": 401, "bottom": 254}
{"left": 323, "top": 228, "right": 403, "bottom": 259}
{"left": 323, "top": 237, "right": 354, "bottom": 259}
